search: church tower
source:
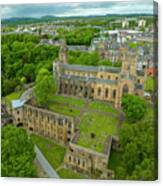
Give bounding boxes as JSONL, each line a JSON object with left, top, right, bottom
{"left": 59, "top": 39, "right": 68, "bottom": 64}
{"left": 115, "top": 48, "right": 137, "bottom": 108}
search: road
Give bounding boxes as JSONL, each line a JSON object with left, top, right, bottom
{"left": 34, "top": 145, "right": 60, "bottom": 179}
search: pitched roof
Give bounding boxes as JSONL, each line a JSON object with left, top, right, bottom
{"left": 12, "top": 99, "right": 25, "bottom": 109}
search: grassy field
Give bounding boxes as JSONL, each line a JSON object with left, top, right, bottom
{"left": 48, "top": 104, "right": 81, "bottom": 117}
{"left": 88, "top": 100, "right": 119, "bottom": 114}
{"left": 57, "top": 168, "right": 87, "bottom": 179}
{"left": 46, "top": 94, "right": 120, "bottom": 153}
{"left": 33, "top": 94, "right": 120, "bottom": 153}
{"left": 77, "top": 111, "right": 118, "bottom": 153}
{"left": 47, "top": 95, "right": 85, "bottom": 117}
{"left": 31, "top": 134, "right": 66, "bottom": 169}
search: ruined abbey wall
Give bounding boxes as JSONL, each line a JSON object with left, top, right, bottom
{"left": 12, "top": 104, "right": 75, "bottom": 145}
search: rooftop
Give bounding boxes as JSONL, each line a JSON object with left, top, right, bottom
{"left": 60, "top": 74, "right": 118, "bottom": 85}
{"left": 12, "top": 99, "right": 25, "bottom": 109}
{"left": 61, "top": 63, "right": 121, "bottom": 73}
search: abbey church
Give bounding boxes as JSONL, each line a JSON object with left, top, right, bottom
{"left": 54, "top": 41, "right": 145, "bottom": 108}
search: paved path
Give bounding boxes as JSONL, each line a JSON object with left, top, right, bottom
{"left": 20, "top": 87, "right": 33, "bottom": 102}
{"left": 34, "top": 145, "right": 60, "bottom": 178}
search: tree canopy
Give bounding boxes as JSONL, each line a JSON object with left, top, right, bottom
{"left": 116, "top": 107, "right": 157, "bottom": 180}
{"left": 56, "top": 27, "right": 100, "bottom": 46}
{"left": 2, "top": 34, "right": 59, "bottom": 96}
{"left": 34, "top": 68, "right": 56, "bottom": 107}
{"left": 1, "top": 125, "right": 37, "bottom": 177}
{"left": 68, "top": 51, "right": 121, "bottom": 67}
{"left": 122, "top": 94, "right": 147, "bottom": 123}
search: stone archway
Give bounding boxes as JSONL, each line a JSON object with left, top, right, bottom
{"left": 122, "top": 84, "right": 129, "bottom": 95}
{"left": 16, "top": 123, "right": 23, "bottom": 127}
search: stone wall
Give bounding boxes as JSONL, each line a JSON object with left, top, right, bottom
{"left": 12, "top": 104, "right": 75, "bottom": 145}
{"left": 64, "top": 135, "right": 113, "bottom": 178}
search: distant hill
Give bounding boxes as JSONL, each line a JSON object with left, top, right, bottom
{"left": 2, "top": 13, "right": 154, "bottom": 26}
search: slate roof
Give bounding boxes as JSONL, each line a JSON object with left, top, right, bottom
{"left": 60, "top": 74, "right": 118, "bottom": 85}
{"left": 12, "top": 99, "right": 25, "bottom": 109}
{"left": 61, "top": 63, "right": 121, "bottom": 73}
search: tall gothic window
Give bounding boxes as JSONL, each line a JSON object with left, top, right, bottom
{"left": 98, "top": 88, "right": 101, "bottom": 96}
{"left": 113, "top": 89, "right": 116, "bottom": 99}
{"left": 105, "top": 88, "right": 109, "bottom": 98}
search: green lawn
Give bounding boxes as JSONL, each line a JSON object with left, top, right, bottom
{"left": 48, "top": 104, "right": 81, "bottom": 117}
{"left": 77, "top": 112, "right": 118, "bottom": 153}
{"left": 33, "top": 94, "right": 120, "bottom": 153}
{"left": 88, "top": 100, "right": 119, "bottom": 114}
{"left": 49, "top": 95, "right": 86, "bottom": 108}
{"left": 31, "top": 134, "right": 66, "bottom": 169}
{"left": 47, "top": 95, "right": 85, "bottom": 117}
{"left": 57, "top": 168, "right": 87, "bottom": 179}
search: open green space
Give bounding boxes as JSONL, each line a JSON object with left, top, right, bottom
{"left": 48, "top": 103, "right": 81, "bottom": 117}
{"left": 47, "top": 95, "right": 86, "bottom": 117}
{"left": 45, "top": 94, "right": 120, "bottom": 153}
{"left": 88, "top": 100, "right": 119, "bottom": 114}
{"left": 77, "top": 111, "right": 118, "bottom": 153}
{"left": 49, "top": 95, "right": 86, "bottom": 107}
{"left": 57, "top": 168, "right": 87, "bottom": 179}
{"left": 33, "top": 94, "right": 120, "bottom": 153}
{"left": 31, "top": 134, "right": 66, "bottom": 169}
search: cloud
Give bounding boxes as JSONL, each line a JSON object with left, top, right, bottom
{"left": 0, "top": 1, "right": 154, "bottom": 19}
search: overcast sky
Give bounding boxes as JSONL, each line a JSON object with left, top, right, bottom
{"left": 1, "top": 1, "right": 154, "bottom": 19}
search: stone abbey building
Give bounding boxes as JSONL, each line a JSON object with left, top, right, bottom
{"left": 11, "top": 41, "right": 145, "bottom": 179}
{"left": 54, "top": 41, "right": 145, "bottom": 109}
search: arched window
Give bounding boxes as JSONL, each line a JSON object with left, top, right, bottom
{"left": 122, "top": 84, "right": 129, "bottom": 95}
{"left": 105, "top": 88, "right": 109, "bottom": 98}
{"left": 113, "top": 90, "right": 116, "bottom": 99}
{"left": 98, "top": 88, "right": 101, "bottom": 96}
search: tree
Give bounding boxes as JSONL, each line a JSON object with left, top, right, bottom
{"left": 2, "top": 34, "right": 59, "bottom": 96}
{"left": 34, "top": 68, "right": 56, "bottom": 107}
{"left": 122, "top": 94, "right": 147, "bottom": 123}
{"left": 1, "top": 125, "right": 37, "bottom": 177}
{"left": 116, "top": 107, "right": 157, "bottom": 180}
{"left": 128, "top": 158, "right": 156, "bottom": 180}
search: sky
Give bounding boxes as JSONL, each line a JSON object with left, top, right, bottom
{"left": 1, "top": 1, "right": 154, "bottom": 19}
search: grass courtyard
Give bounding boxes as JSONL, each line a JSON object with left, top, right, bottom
{"left": 77, "top": 111, "right": 118, "bottom": 153}
{"left": 31, "top": 134, "right": 66, "bottom": 169}
{"left": 47, "top": 95, "right": 86, "bottom": 117}
{"left": 47, "top": 94, "right": 120, "bottom": 153}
